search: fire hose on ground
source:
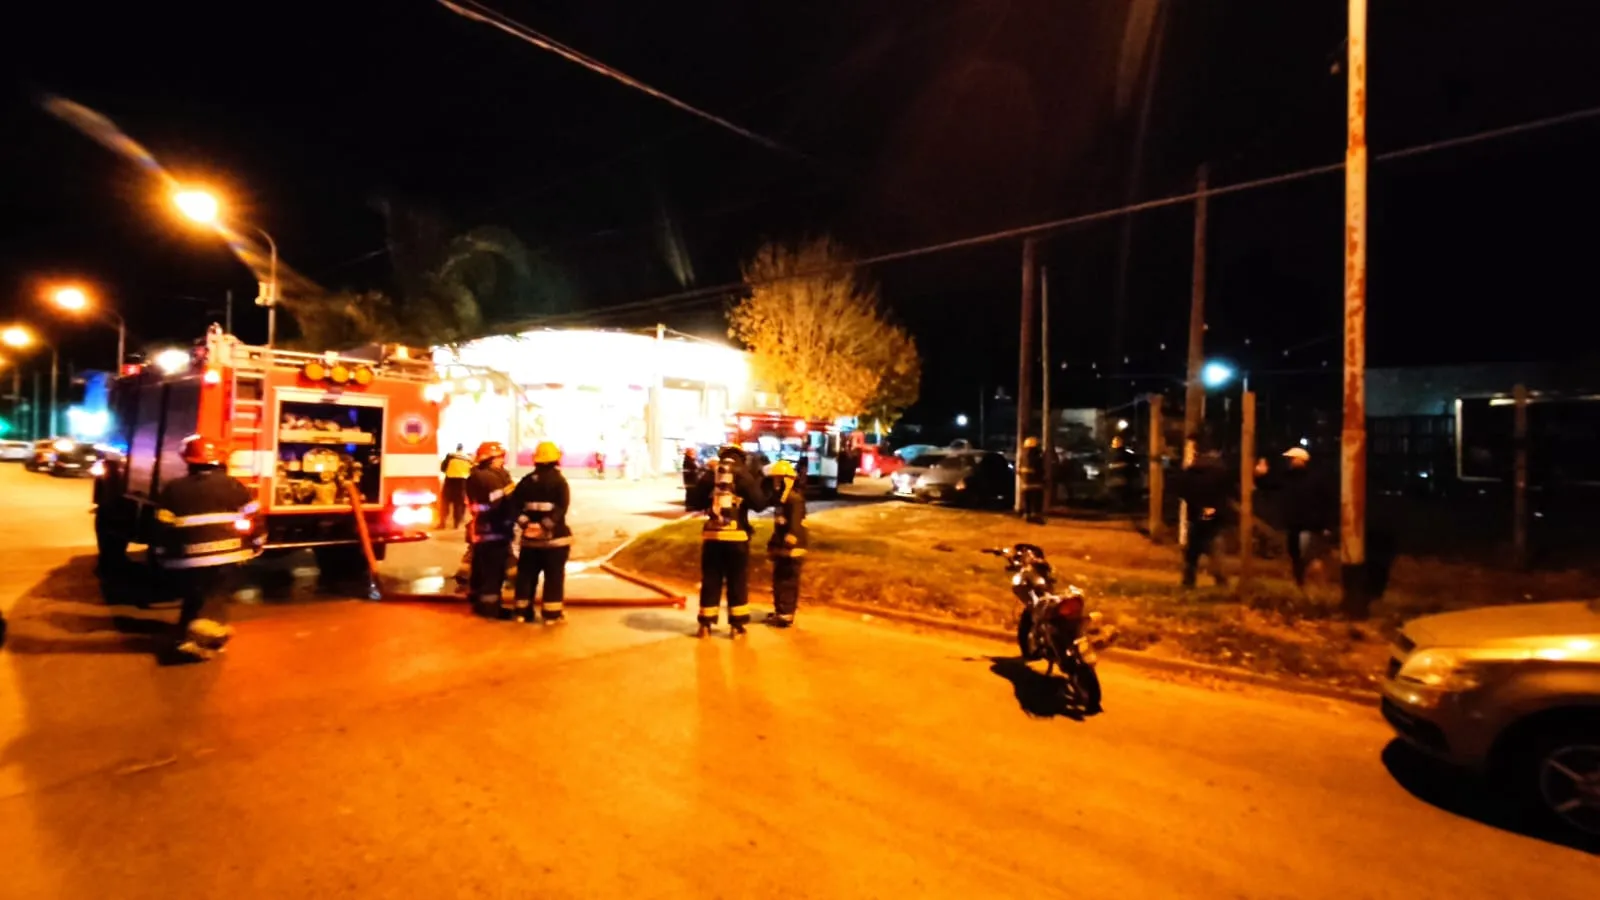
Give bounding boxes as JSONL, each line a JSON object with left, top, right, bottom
{"left": 340, "top": 480, "right": 685, "bottom": 609}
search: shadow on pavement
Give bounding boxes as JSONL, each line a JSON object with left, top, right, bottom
{"left": 1380, "top": 740, "right": 1599, "bottom": 855}
{"left": 985, "top": 656, "right": 1090, "bottom": 721}
{"left": 3, "top": 556, "right": 169, "bottom": 656}
{"left": 623, "top": 610, "right": 697, "bottom": 636}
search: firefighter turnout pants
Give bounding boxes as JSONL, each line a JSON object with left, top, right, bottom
{"left": 173, "top": 564, "right": 237, "bottom": 632}
{"left": 771, "top": 555, "right": 802, "bottom": 619}
{"left": 469, "top": 539, "right": 512, "bottom": 609}
{"left": 698, "top": 540, "right": 751, "bottom": 627}
{"left": 515, "top": 545, "right": 570, "bottom": 621}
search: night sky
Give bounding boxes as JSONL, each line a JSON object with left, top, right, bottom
{"left": 3, "top": 0, "right": 1598, "bottom": 423}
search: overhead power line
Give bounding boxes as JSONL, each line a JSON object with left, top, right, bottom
{"left": 515, "top": 102, "right": 1600, "bottom": 330}
{"left": 436, "top": 0, "right": 799, "bottom": 157}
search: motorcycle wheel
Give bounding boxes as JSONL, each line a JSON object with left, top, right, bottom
{"left": 1067, "top": 661, "right": 1103, "bottom": 713}
{"left": 1016, "top": 609, "right": 1041, "bottom": 660}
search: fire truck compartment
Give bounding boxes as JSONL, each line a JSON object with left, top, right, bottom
{"left": 273, "top": 398, "right": 384, "bottom": 508}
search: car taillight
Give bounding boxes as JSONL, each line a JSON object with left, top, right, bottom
{"left": 392, "top": 489, "right": 438, "bottom": 506}
{"left": 392, "top": 506, "right": 433, "bottom": 527}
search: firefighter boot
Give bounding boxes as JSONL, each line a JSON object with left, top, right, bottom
{"left": 730, "top": 622, "right": 748, "bottom": 638}
{"left": 189, "top": 619, "right": 234, "bottom": 652}
{"left": 512, "top": 599, "right": 533, "bottom": 623}
{"left": 696, "top": 623, "right": 713, "bottom": 639}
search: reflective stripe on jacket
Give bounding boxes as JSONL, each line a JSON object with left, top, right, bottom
{"left": 767, "top": 477, "right": 808, "bottom": 558}
{"left": 465, "top": 464, "right": 515, "bottom": 543}
{"left": 687, "top": 459, "right": 768, "bottom": 542}
{"left": 510, "top": 464, "right": 574, "bottom": 548}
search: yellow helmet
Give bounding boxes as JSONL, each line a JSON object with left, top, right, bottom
{"left": 1023, "top": 437, "right": 1040, "bottom": 449}
{"left": 767, "top": 459, "right": 797, "bottom": 479}
{"left": 533, "top": 441, "right": 562, "bottom": 464}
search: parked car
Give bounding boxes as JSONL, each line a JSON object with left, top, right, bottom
{"left": 857, "top": 444, "right": 904, "bottom": 479}
{"left": 894, "top": 444, "right": 942, "bottom": 463}
{"left": 50, "top": 441, "right": 117, "bottom": 478}
{"left": 25, "top": 439, "right": 63, "bottom": 472}
{"left": 1381, "top": 599, "right": 1600, "bottom": 839}
{"left": 889, "top": 451, "right": 950, "bottom": 499}
{"left": 906, "top": 450, "right": 1015, "bottom": 508}
{"left": 0, "top": 440, "right": 30, "bottom": 462}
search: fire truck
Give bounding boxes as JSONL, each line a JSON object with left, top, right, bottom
{"left": 94, "top": 326, "right": 445, "bottom": 577}
{"left": 723, "top": 411, "right": 846, "bottom": 495}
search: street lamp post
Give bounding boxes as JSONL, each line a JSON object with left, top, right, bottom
{"left": 2, "top": 326, "right": 59, "bottom": 438}
{"left": 51, "top": 286, "right": 126, "bottom": 370}
{"left": 174, "top": 189, "right": 281, "bottom": 348}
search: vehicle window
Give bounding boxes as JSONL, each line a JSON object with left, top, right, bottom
{"left": 125, "top": 385, "right": 166, "bottom": 495}
{"left": 909, "top": 454, "right": 945, "bottom": 467}
{"left": 935, "top": 454, "right": 976, "bottom": 470}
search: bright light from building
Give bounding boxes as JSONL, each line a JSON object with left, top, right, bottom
{"left": 1201, "top": 360, "right": 1234, "bottom": 389}
{"left": 53, "top": 287, "right": 89, "bottom": 312}
{"left": 153, "top": 348, "right": 191, "bottom": 374}
{"left": 462, "top": 377, "right": 482, "bottom": 393}
{"left": 66, "top": 407, "right": 110, "bottom": 438}
{"left": 2, "top": 326, "right": 34, "bottom": 349}
{"left": 1299, "top": 437, "right": 1310, "bottom": 448}
{"left": 1116, "top": 419, "right": 1130, "bottom": 431}
{"left": 955, "top": 414, "right": 969, "bottom": 427}
{"left": 174, "top": 189, "right": 220, "bottom": 224}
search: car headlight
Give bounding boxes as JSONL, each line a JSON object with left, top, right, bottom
{"left": 1395, "top": 649, "right": 1486, "bottom": 692}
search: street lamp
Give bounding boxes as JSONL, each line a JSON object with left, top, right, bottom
{"left": 3, "top": 325, "right": 60, "bottom": 438}
{"left": 51, "top": 285, "right": 126, "bottom": 370}
{"left": 174, "top": 188, "right": 280, "bottom": 348}
{"left": 1200, "top": 360, "right": 1235, "bottom": 389}
{"left": 955, "top": 414, "right": 969, "bottom": 428}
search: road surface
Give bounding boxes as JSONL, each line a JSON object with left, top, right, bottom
{"left": 0, "top": 464, "right": 1593, "bottom": 898}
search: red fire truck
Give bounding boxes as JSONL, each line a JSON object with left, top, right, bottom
{"left": 724, "top": 411, "right": 846, "bottom": 495}
{"left": 94, "top": 326, "right": 445, "bottom": 577}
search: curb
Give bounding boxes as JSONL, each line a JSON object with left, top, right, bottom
{"left": 603, "top": 562, "right": 1381, "bottom": 708}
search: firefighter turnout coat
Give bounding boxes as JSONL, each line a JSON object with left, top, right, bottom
{"left": 152, "top": 468, "right": 264, "bottom": 570}
{"left": 767, "top": 477, "right": 807, "bottom": 558}
{"left": 509, "top": 464, "right": 573, "bottom": 548}
{"left": 465, "top": 464, "right": 515, "bottom": 543}
{"left": 689, "top": 458, "right": 768, "bottom": 542}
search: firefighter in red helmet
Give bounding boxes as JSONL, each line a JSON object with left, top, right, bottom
{"left": 464, "top": 441, "right": 514, "bottom": 615}
{"left": 152, "top": 434, "right": 263, "bottom": 661}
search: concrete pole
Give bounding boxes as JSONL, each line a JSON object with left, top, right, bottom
{"left": 1015, "top": 238, "right": 1038, "bottom": 514}
{"left": 1239, "top": 390, "right": 1257, "bottom": 584}
{"left": 1341, "top": 0, "right": 1371, "bottom": 617}
{"left": 1512, "top": 384, "right": 1529, "bottom": 569}
{"left": 1180, "top": 163, "right": 1209, "bottom": 548}
{"left": 1147, "top": 394, "right": 1165, "bottom": 541}
{"left": 1040, "top": 266, "right": 1053, "bottom": 507}
{"left": 225, "top": 288, "right": 234, "bottom": 337}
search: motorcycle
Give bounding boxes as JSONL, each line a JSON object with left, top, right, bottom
{"left": 984, "top": 543, "right": 1116, "bottom": 712}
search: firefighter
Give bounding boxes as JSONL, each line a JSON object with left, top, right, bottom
{"left": 1177, "top": 438, "right": 1231, "bottom": 588}
{"left": 686, "top": 444, "right": 769, "bottom": 638}
{"left": 508, "top": 441, "right": 573, "bottom": 624}
{"left": 152, "top": 434, "right": 264, "bottom": 662}
{"left": 765, "top": 459, "right": 807, "bottom": 628}
{"left": 1020, "top": 436, "right": 1046, "bottom": 523}
{"left": 465, "top": 441, "right": 515, "bottom": 616}
{"left": 439, "top": 443, "right": 473, "bottom": 529}
{"left": 681, "top": 447, "right": 699, "bottom": 504}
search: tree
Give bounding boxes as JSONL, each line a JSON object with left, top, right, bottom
{"left": 729, "top": 237, "right": 921, "bottom": 423}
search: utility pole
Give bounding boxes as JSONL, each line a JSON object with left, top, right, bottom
{"left": 225, "top": 288, "right": 234, "bottom": 337}
{"left": 31, "top": 371, "right": 40, "bottom": 440}
{"left": 1512, "top": 384, "right": 1529, "bottom": 569}
{"left": 1147, "top": 394, "right": 1165, "bottom": 541}
{"left": 1015, "top": 238, "right": 1038, "bottom": 515}
{"left": 1180, "top": 163, "right": 1209, "bottom": 548}
{"left": 1239, "top": 390, "right": 1257, "bottom": 584}
{"left": 978, "top": 385, "right": 986, "bottom": 450}
{"left": 1341, "top": 0, "right": 1370, "bottom": 617}
{"left": 1040, "top": 266, "right": 1053, "bottom": 508}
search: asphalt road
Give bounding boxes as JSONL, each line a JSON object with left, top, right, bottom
{"left": 1, "top": 464, "right": 1594, "bottom": 898}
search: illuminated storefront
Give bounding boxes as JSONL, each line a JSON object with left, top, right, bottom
{"left": 433, "top": 329, "right": 755, "bottom": 472}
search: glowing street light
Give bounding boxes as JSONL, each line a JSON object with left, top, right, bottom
{"left": 1200, "top": 360, "right": 1235, "bottom": 389}
{"left": 51, "top": 285, "right": 126, "bottom": 369}
{"left": 2, "top": 324, "right": 61, "bottom": 437}
{"left": 1, "top": 326, "right": 31, "bottom": 349}
{"left": 153, "top": 348, "right": 192, "bottom": 375}
{"left": 955, "top": 413, "right": 969, "bottom": 428}
{"left": 172, "top": 187, "right": 280, "bottom": 347}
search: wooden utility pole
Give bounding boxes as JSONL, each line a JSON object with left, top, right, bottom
{"left": 1341, "top": 0, "right": 1370, "bottom": 617}
{"left": 1015, "top": 238, "right": 1038, "bottom": 515}
{"left": 1040, "top": 266, "right": 1053, "bottom": 507}
{"left": 1180, "top": 163, "right": 1209, "bottom": 548}
{"left": 1512, "top": 384, "right": 1529, "bottom": 569}
{"left": 1147, "top": 394, "right": 1165, "bottom": 541}
{"left": 1239, "top": 391, "right": 1257, "bottom": 584}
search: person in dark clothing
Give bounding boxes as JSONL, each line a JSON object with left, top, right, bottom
{"left": 440, "top": 443, "right": 473, "bottom": 529}
{"left": 686, "top": 444, "right": 769, "bottom": 638}
{"left": 681, "top": 447, "right": 699, "bottom": 504}
{"left": 153, "top": 434, "right": 264, "bottom": 661}
{"left": 1020, "top": 437, "right": 1046, "bottom": 523}
{"left": 465, "top": 441, "right": 515, "bottom": 616}
{"left": 508, "top": 440, "right": 573, "bottom": 624}
{"left": 1176, "top": 445, "right": 1231, "bottom": 588}
{"left": 1256, "top": 447, "right": 1332, "bottom": 587}
{"left": 764, "top": 459, "right": 807, "bottom": 628}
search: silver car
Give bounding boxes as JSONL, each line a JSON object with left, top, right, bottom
{"left": 889, "top": 451, "right": 948, "bottom": 499}
{"left": 1382, "top": 599, "right": 1600, "bottom": 837}
{"left": 0, "top": 440, "right": 29, "bottom": 462}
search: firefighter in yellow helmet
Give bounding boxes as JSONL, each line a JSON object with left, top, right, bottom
{"left": 764, "top": 459, "right": 807, "bottom": 628}
{"left": 508, "top": 440, "right": 573, "bottom": 623}
{"left": 464, "top": 441, "right": 514, "bottom": 616}
{"left": 686, "top": 443, "right": 769, "bottom": 637}
{"left": 1019, "top": 436, "right": 1046, "bottom": 524}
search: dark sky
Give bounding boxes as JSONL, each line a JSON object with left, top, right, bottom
{"left": 3, "top": 0, "right": 1598, "bottom": 420}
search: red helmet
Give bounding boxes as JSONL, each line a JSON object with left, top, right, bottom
{"left": 475, "top": 441, "right": 507, "bottom": 463}
{"left": 181, "top": 434, "right": 223, "bottom": 466}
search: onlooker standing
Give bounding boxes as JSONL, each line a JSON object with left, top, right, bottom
{"left": 1255, "top": 447, "right": 1333, "bottom": 588}
{"left": 681, "top": 447, "right": 700, "bottom": 504}
{"left": 439, "top": 443, "right": 473, "bottom": 529}
{"left": 1175, "top": 440, "right": 1231, "bottom": 588}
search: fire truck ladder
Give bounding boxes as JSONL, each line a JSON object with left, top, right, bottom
{"left": 229, "top": 368, "right": 267, "bottom": 475}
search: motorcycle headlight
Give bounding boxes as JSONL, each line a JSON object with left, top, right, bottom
{"left": 1394, "top": 649, "right": 1486, "bottom": 692}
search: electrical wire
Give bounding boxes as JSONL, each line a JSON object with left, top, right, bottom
{"left": 517, "top": 102, "right": 1600, "bottom": 330}
{"left": 436, "top": 0, "right": 800, "bottom": 158}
